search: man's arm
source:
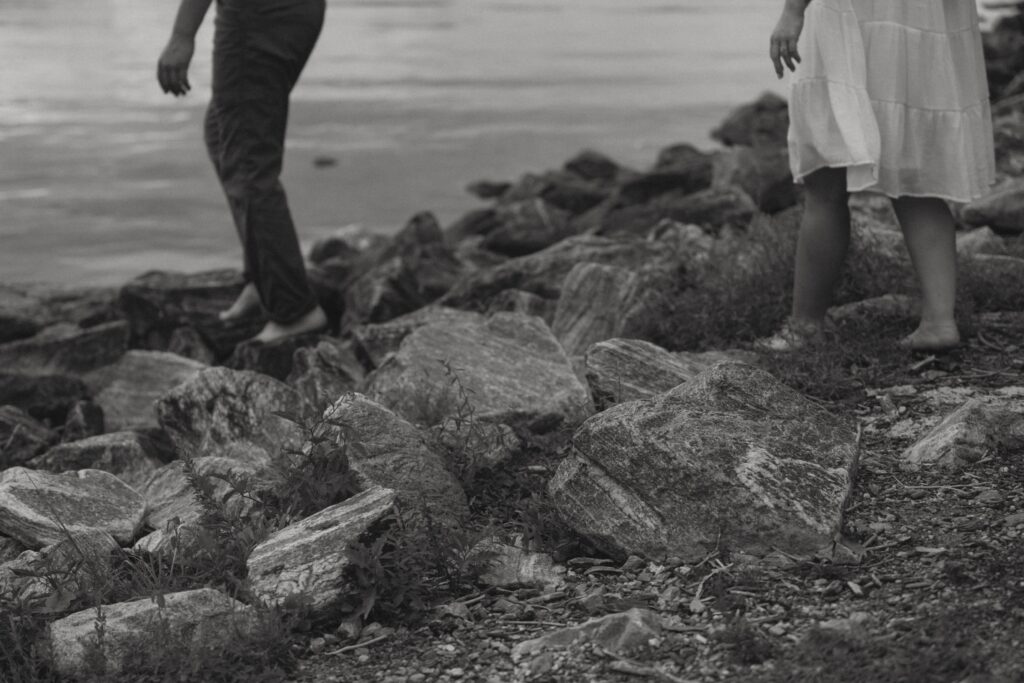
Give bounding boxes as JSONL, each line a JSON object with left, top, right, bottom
{"left": 157, "top": 0, "right": 214, "bottom": 97}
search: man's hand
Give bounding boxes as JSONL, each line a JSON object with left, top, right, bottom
{"left": 770, "top": 8, "right": 804, "bottom": 79}
{"left": 158, "top": 34, "right": 195, "bottom": 96}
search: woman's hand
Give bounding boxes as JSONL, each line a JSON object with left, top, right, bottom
{"left": 158, "top": 34, "right": 195, "bottom": 96}
{"left": 770, "top": 6, "right": 805, "bottom": 79}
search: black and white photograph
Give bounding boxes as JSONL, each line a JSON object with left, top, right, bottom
{"left": 1, "top": 0, "right": 1023, "bottom": 680}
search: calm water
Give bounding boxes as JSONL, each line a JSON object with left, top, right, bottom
{"left": 0, "top": 0, "right": 1000, "bottom": 285}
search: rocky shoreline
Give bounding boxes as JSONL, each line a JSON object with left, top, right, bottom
{"left": 3, "top": 13, "right": 1024, "bottom": 683}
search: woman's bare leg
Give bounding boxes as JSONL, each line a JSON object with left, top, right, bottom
{"left": 891, "top": 196, "right": 960, "bottom": 349}
{"left": 791, "top": 167, "right": 851, "bottom": 325}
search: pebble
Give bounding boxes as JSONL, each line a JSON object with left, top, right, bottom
{"left": 977, "top": 490, "right": 1005, "bottom": 506}
{"left": 1005, "top": 512, "right": 1024, "bottom": 527}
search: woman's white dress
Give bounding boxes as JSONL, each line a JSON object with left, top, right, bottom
{"left": 788, "top": 0, "right": 996, "bottom": 202}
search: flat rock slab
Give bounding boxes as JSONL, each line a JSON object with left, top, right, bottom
{"left": 30, "top": 432, "right": 164, "bottom": 490}
{"left": 324, "top": 394, "right": 469, "bottom": 524}
{"left": 48, "top": 588, "right": 253, "bottom": 678}
{"left": 902, "top": 398, "right": 1024, "bottom": 471}
{"left": 366, "top": 312, "right": 592, "bottom": 433}
{"left": 0, "top": 321, "right": 128, "bottom": 376}
{"left": 583, "top": 338, "right": 756, "bottom": 406}
{"left": 513, "top": 608, "right": 662, "bottom": 660}
{"left": 353, "top": 306, "right": 485, "bottom": 368}
{"left": 156, "top": 367, "right": 306, "bottom": 462}
{"left": 84, "top": 351, "right": 207, "bottom": 432}
{"left": 248, "top": 486, "right": 396, "bottom": 615}
{"left": 0, "top": 405, "right": 54, "bottom": 466}
{"left": 0, "top": 467, "right": 145, "bottom": 548}
{"left": 141, "top": 457, "right": 262, "bottom": 531}
{"left": 550, "top": 361, "right": 860, "bottom": 561}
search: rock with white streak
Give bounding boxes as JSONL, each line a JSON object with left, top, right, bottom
{"left": 141, "top": 458, "right": 263, "bottom": 531}
{"left": 156, "top": 367, "right": 306, "bottom": 463}
{"left": 550, "top": 362, "right": 860, "bottom": 561}
{"left": 551, "top": 263, "right": 641, "bottom": 356}
{"left": 0, "top": 468, "right": 145, "bottom": 549}
{"left": 353, "top": 306, "right": 485, "bottom": 368}
{"left": 583, "top": 338, "right": 755, "bottom": 406}
{"left": 47, "top": 588, "right": 254, "bottom": 678}
{"left": 247, "top": 487, "right": 396, "bottom": 614}
{"left": 287, "top": 339, "right": 367, "bottom": 410}
{"left": 30, "top": 432, "right": 163, "bottom": 490}
{"left": 902, "top": 398, "right": 1024, "bottom": 471}
{"left": 323, "top": 395, "right": 469, "bottom": 524}
{"left": 366, "top": 313, "right": 592, "bottom": 433}
{"left": 513, "top": 608, "right": 662, "bottom": 660}
{"left": 85, "top": 351, "right": 207, "bottom": 432}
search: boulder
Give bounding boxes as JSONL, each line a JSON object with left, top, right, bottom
{"left": 0, "top": 405, "right": 54, "bottom": 467}
{"left": 365, "top": 313, "right": 593, "bottom": 433}
{"left": 957, "top": 226, "right": 1008, "bottom": 256}
{"left": 118, "top": 269, "right": 263, "bottom": 356}
{"left": 0, "top": 321, "right": 128, "bottom": 376}
{"left": 444, "top": 209, "right": 503, "bottom": 243}
{"left": 466, "top": 180, "right": 513, "bottom": 201}
{"left": 713, "top": 145, "right": 797, "bottom": 214}
{"left": 0, "top": 283, "right": 119, "bottom": 345}
{"left": 564, "top": 149, "right": 623, "bottom": 183}
{"left": 902, "top": 398, "right": 1024, "bottom": 471}
{"left": 485, "top": 289, "right": 558, "bottom": 324}
{"left": 650, "top": 186, "right": 758, "bottom": 235}
{"left": 482, "top": 200, "right": 574, "bottom": 257}
{"left": 618, "top": 146, "right": 713, "bottom": 204}
{"left": 308, "top": 225, "right": 388, "bottom": 265}
{"left": 428, "top": 417, "right": 521, "bottom": 472}
{"left": 353, "top": 306, "right": 485, "bottom": 368}
{"left": 583, "top": 338, "right": 754, "bottom": 406}
{"left": 247, "top": 486, "right": 396, "bottom": 615}
{"left": 961, "top": 181, "right": 1024, "bottom": 236}
{"left": 0, "top": 372, "right": 88, "bottom": 423}
{"left": 512, "top": 608, "right": 662, "bottom": 660}
{"left": 710, "top": 91, "right": 790, "bottom": 148}
{"left": 0, "top": 468, "right": 146, "bottom": 548}
{"left": 156, "top": 367, "right": 306, "bottom": 462}
{"left": 60, "top": 401, "right": 105, "bottom": 443}
{"left": 227, "top": 333, "right": 329, "bottom": 382}
{"left": 141, "top": 458, "right": 262, "bottom": 531}
{"left": 323, "top": 395, "right": 468, "bottom": 524}
{"left": 47, "top": 588, "right": 254, "bottom": 678}
{"left": 30, "top": 432, "right": 163, "bottom": 490}
{"left": 84, "top": 351, "right": 207, "bottom": 432}
{"left": 550, "top": 362, "right": 860, "bottom": 561}
{"left": 287, "top": 339, "right": 366, "bottom": 411}
{"left": 551, "top": 264, "right": 641, "bottom": 356}
{"left": 166, "top": 326, "right": 217, "bottom": 365}
{"left": 0, "top": 530, "right": 118, "bottom": 604}
{"left": 440, "top": 235, "right": 667, "bottom": 311}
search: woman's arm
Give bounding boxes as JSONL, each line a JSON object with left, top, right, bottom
{"left": 157, "top": 0, "right": 214, "bottom": 97}
{"left": 770, "top": 0, "right": 811, "bottom": 79}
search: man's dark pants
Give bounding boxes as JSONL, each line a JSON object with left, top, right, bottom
{"left": 205, "top": 0, "right": 324, "bottom": 324}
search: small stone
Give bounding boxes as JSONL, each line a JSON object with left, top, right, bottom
{"left": 977, "top": 490, "right": 1005, "bottom": 507}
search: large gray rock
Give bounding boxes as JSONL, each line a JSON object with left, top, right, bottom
{"left": 512, "top": 608, "right": 662, "bottom": 660}
{"left": 902, "top": 398, "right": 1024, "bottom": 471}
{"left": 227, "top": 334, "right": 330, "bottom": 382}
{"left": 583, "top": 338, "right": 755, "bottom": 406}
{"left": 710, "top": 91, "right": 790, "bottom": 148}
{"left": 0, "top": 405, "right": 54, "bottom": 466}
{"left": 0, "top": 283, "right": 119, "bottom": 345}
{"left": 84, "top": 351, "right": 207, "bottom": 432}
{"left": 481, "top": 199, "right": 574, "bottom": 257}
{"left": 29, "top": 432, "right": 163, "bottom": 490}
{"left": 0, "top": 530, "right": 118, "bottom": 605}
{"left": 323, "top": 394, "right": 468, "bottom": 524}
{"left": 550, "top": 362, "right": 860, "bottom": 561}
{"left": 366, "top": 313, "right": 592, "bottom": 433}
{"left": 962, "top": 181, "right": 1024, "bottom": 235}
{"left": 713, "top": 144, "right": 796, "bottom": 214}
{"left": 551, "top": 263, "right": 640, "bottom": 356}
{"left": 156, "top": 367, "right": 306, "bottom": 463}
{"left": 47, "top": 588, "right": 253, "bottom": 678}
{"left": 485, "top": 289, "right": 558, "bottom": 324}
{"left": 0, "top": 372, "right": 88, "bottom": 423}
{"left": 247, "top": 486, "right": 396, "bottom": 614}
{"left": 0, "top": 321, "right": 128, "bottom": 376}
{"left": 287, "top": 339, "right": 367, "bottom": 410}
{"left": 353, "top": 306, "right": 485, "bottom": 368}
{"left": 141, "top": 457, "right": 262, "bottom": 531}
{"left": 440, "top": 235, "right": 667, "bottom": 311}
{"left": 957, "top": 227, "right": 1008, "bottom": 256}
{"left": 0, "top": 468, "right": 145, "bottom": 548}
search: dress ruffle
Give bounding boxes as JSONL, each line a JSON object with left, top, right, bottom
{"left": 787, "top": 0, "right": 996, "bottom": 202}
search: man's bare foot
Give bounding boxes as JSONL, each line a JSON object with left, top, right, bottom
{"left": 898, "top": 321, "right": 961, "bottom": 352}
{"left": 252, "top": 306, "right": 327, "bottom": 344}
{"left": 219, "top": 283, "right": 262, "bottom": 323}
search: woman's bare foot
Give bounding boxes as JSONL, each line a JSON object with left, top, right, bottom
{"left": 219, "top": 283, "right": 262, "bottom": 323}
{"left": 898, "top": 321, "right": 961, "bottom": 352}
{"left": 252, "top": 306, "right": 327, "bottom": 344}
